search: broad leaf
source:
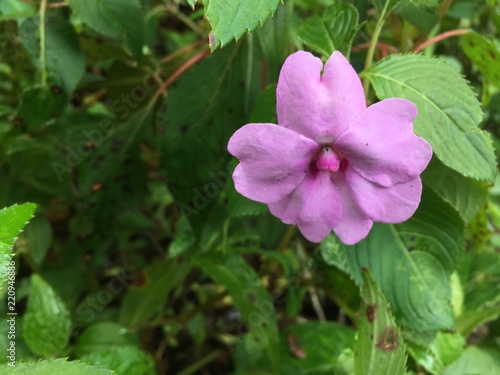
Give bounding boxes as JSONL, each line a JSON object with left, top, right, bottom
{"left": 297, "top": 3, "right": 359, "bottom": 57}
{"left": 443, "top": 346, "right": 500, "bottom": 375}
{"left": 0, "top": 358, "right": 113, "bottom": 375}
{"left": 19, "top": 15, "right": 85, "bottom": 94}
{"left": 365, "top": 54, "right": 497, "bottom": 182}
{"left": 0, "top": 203, "right": 36, "bottom": 293}
{"left": 355, "top": 270, "right": 406, "bottom": 375}
{"left": 203, "top": 0, "right": 281, "bottom": 50}
{"left": 23, "top": 274, "right": 72, "bottom": 357}
{"left": 67, "top": 0, "right": 145, "bottom": 61}
{"left": 322, "top": 188, "right": 464, "bottom": 331}
{"left": 422, "top": 158, "right": 488, "bottom": 222}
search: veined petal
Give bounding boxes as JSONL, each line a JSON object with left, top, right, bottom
{"left": 277, "top": 51, "right": 366, "bottom": 144}
{"left": 331, "top": 171, "right": 373, "bottom": 245}
{"left": 268, "top": 172, "right": 342, "bottom": 243}
{"left": 335, "top": 98, "right": 432, "bottom": 187}
{"left": 344, "top": 167, "right": 423, "bottom": 223}
{"left": 228, "top": 123, "right": 318, "bottom": 204}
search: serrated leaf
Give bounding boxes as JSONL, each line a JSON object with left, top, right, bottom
{"left": 19, "top": 15, "right": 85, "bottom": 94}
{"left": 297, "top": 3, "right": 359, "bottom": 57}
{"left": 23, "top": 274, "right": 72, "bottom": 357}
{"left": 196, "top": 253, "right": 280, "bottom": 372}
{"left": 422, "top": 158, "right": 488, "bottom": 222}
{"left": 355, "top": 270, "right": 406, "bottom": 375}
{"left": 0, "top": 358, "right": 113, "bottom": 375}
{"left": 0, "top": 203, "right": 36, "bottom": 293}
{"left": 461, "top": 31, "right": 500, "bottom": 87}
{"left": 365, "top": 54, "right": 497, "bottom": 182}
{"left": 186, "top": 0, "right": 197, "bottom": 9}
{"left": 67, "top": 0, "right": 145, "bottom": 61}
{"left": 204, "top": 0, "right": 281, "bottom": 50}
{"left": 119, "top": 260, "right": 189, "bottom": 326}
{"left": 321, "top": 188, "right": 464, "bottom": 331}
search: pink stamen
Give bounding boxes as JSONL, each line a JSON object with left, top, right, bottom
{"left": 316, "top": 147, "right": 340, "bottom": 173}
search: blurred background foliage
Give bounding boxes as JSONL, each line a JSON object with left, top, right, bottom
{"left": 0, "top": 0, "right": 500, "bottom": 374}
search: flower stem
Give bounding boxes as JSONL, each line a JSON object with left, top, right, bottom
{"left": 39, "top": 0, "right": 48, "bottom": 87}
{"left": 362, "top": 2, "right": 392, "bottom": 96}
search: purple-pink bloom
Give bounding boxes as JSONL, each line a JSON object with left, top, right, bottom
{"left": 227, "top": 51, "right": 432, "bottom": 245}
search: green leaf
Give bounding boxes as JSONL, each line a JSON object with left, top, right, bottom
{"left": 19, "top": 15, "right": 85, "bottom": 94}
{"left": 203, "top": 0, "right": 281, "bottom": 50}
{"left": 196, "top": 252, "right": 280, "bottom": 372}
{"left": 75, "top": 322, "right": 156, "bottom": 375}
{"left": 0, "top": 358, "right": 113, "bottom": 375}
{"left": 297, "top": 2, "right": 359, "bottom": 57}
{"left": 355, "top": 270, "right": 406, "bottom": 375}
{"left": 443, "top": 346, "right": 500, "bottom": 375}
{"left": 67, "top": 0, "right": 145, "bottom": 61}
{"left": 407, "top": 331, "right": 465, "bottom": 374}
{"left": 456, "top": 247, "right": 500, "bottom": 335}
{"left": 364, "top": 54, "right": 497, "bottom": 182}
{"left": 396, "top": 0, "right": 439, "bottom": 33}
{"left": 278, "top": 322, "right": 355, "bottom": 374}
{"left": 23, "top": 274, "right": 72, "bottom": 357}
{"left": 321, "top": 188, "right": 464, "bottom": 331}
{"left": 159, "top": 43, "right": 259, "bottom": 231}
{"left": 23, "top": 215, "right": 52, "bottom": 265}
{"left": 0, "top": 203, "right": 36, "bottom": 293}
{"left": 422, "top": 158, "right": 489, "bottom": 222}
{"left": 461, "top": 31, "right": 500, "bottom": 87}
{"left": 255, "top": 2, "right": 292, "bottom": 81}
{"left": 119, "top": 260, "right": 189, "bottom": 326}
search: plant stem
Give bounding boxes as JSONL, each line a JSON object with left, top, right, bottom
{"left": 177, "top": 350, "right": 223, "bottom": 375}
{"left": 39, "top": 0, "right": 48, "bottom": 87}
{"left": 362, "top": 2, "right": 391, "bottom": 96}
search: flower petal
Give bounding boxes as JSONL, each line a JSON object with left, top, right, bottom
{"left": 228, "top": 123, "right": 318, "bottom": 204}
{"left": 277, "top": 51, "right": 366, "bottom": 144}
{"left": 335, "top": 98, "right": 432, "bottom": 187}
{"left": 268, "top": 172, "right": 342, "bottom": 243}
{"left": 344, "top": 167, "right": 423, "bottom": 223}
{"left": 331, "top": 172, "right": 373, "bottom": 245}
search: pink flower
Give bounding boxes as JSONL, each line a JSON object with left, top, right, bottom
{"left": 227, "top": 51, "right": 432, "bottom": 245}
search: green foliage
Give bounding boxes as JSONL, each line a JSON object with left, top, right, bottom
{"left": 355, "top": 270, "right": 407, "bottom": 375}
{"left": 66, "top": 0, "right": 145, "bottom": 61}
{"left": 422, "top": 158, "right": 488, "bottom": 222}
{"left": 196, "top": 253, "right": 280, "bottom": 372}
{"left": 321, "top": 188, "right": 464, "bottom": 331}
{"left": 365, "top": 54, "right": 497, "bottom": 182}
{"left": 461, "top": 31, "right": 500, "bottom": 87}
{"left": 1, "top": 0, "right": 499, "bottom": 373}
{"left": 0, "top": 203, "right": 36, "bottom": 292}
{"left": 203, "top": 0, "right": 281, "bottom": 50}
{"left": 1, "top": 358, "right": 113, "bottom": 374}
{"left": 297, "top": 2, "right": 359, "bottom": 57}
{"left": 23, "top": 274, "right": 72, "bottom": 357}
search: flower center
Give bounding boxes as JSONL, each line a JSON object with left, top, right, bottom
{"left": 316, "top": 146, "right": 340, "bottom": 173}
